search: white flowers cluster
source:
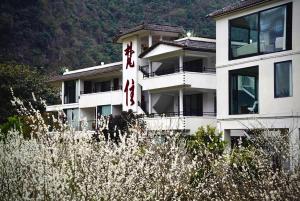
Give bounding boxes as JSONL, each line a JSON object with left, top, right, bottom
{"left": 0, "top": 95, "right": 300, "bottom": 200}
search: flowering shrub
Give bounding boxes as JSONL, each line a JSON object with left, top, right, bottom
{"left": 0, "top": 96, "right": 300, "bottom": 200}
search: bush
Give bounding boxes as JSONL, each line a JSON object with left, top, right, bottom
{"left": 0, "top": 97, "right": 300, "bottom": 200}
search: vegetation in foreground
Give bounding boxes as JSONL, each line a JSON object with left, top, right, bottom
{"left": 0, "top": 96, "right": 300, "bottom": 200}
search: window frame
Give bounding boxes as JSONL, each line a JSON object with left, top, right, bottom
{"left": 274, "top": 60, "right": 293, "bottom": 98}
{"left": 228, "top": 2, "right": 293, "bottom": 60}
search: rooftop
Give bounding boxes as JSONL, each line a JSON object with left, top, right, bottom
{"left": 139, "top": 37, "right": 216, "bottom": 58}
{"left": 48, "top": 62, "right": 122, "bottom": 82}
{"left": 114, "top": 22, "right": 185, "bottom": 42}
{"left": 207, "top": 0, "right": 275, "bottom": 18}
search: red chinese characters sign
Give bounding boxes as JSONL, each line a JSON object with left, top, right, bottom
{"left": 123, "top": 41, "right": 136, "bottom": 107}
{"left": 124, "top": 79, "right": 135, "bottom": 106}
{"left": 124, "top": 41, "right": 135, "bottom": 69}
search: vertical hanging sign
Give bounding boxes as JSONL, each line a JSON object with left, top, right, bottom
{"left": 122, "top": 38, "right": 138, "bottom": 112}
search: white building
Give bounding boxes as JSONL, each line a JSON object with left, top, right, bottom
{"left": 209, "top": 0, "right": 300, "bottom": 162}
{"left": 47, "top": 23, "right": 217, "bottom": 134}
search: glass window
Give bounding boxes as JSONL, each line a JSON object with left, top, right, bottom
{"left": 64, "top": 80, "right": 76, "bottom": 104}
{"left": 229, "top": 67, "right": 259, "bottom": 115}
{"left": 230, "top": 13, "right": 259, "bottom": 58}
{"left": 274, "top": 61, "right": 292, "bottom": 98}
{"left": 97, "top": 105, "right": 111, "bottom": 116}
{"left": 183, "top": 94, "right": 203, "bottom": 116}
{"left": 229, "top": 3, "right": 292, "bottom": 59}
{"left": 260, "top": 6, "right": 287, "bottom": 53}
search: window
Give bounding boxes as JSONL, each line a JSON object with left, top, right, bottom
{"left": 274, "top": 61, "right": 292, "bottom": 98}
{"left": 183, "top": 94, "right": 203, "bottom": 116}
{"left": 64, "top": 80, "right": 76, "bottom": 104}
{"left": 97, "top": 105, "right": 112, "bottom": 116}
{"left": 229, "top": 66, "right": 259, "bottom": 115}
{"left": 94, "top": 81, "right": 111, "bottom": 92}
{"left": 230, "top": 13, "right": 259, "bottom": 58}
{"left": 229, "top": 3, "right": 292, "bottom": 59}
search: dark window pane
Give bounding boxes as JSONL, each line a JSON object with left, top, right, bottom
{"left": 275, "top": 61, "right": 292, "bottom": 98}
{"left": 64, "top": 80, "right": 76, "bottom": 104}
{"left": 260, "top": 6, "right": 287, "bottom": 53}
{"left": 229, "top": 3, "right": 292, "bottom": 60}
{"left": 230, "top": 13, "right": 259, "bottom": 58}
{"left": 229, "top": 67, "right": 259, "bottom": 114}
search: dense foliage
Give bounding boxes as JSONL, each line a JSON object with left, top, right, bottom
{"left": 0, "top": 63, "right": 59, "bottom": 123}
{"left": 0, "top": 96, "right": 300, "bottom": 200}
{"left": 0, "top": 0, "right": 235, "bottom": 71}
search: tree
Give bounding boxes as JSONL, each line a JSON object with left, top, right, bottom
{"left": 0, "top": 63, "right": 59, "bottom": 123}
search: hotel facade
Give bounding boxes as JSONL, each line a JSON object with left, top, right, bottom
{"left": 47, "top": 0, "right": 299, "bottom": 155}
{"left": 47, "top": 23, "right": 217, "bottom": 134}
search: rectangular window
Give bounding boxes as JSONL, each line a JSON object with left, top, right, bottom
{"left": 230, "top": 13, "right": 259, "bottom": 58}
{"left": 183, "top": 94, "right": 203, "bottom": 116}
{"left": 274, "top": 61, "right": 292, "bottom": 98}
{"left": 64, "top": 80, "right": 76, "bottom": 104}
{"left": 229, "top": 3, "right": 292, "bottom": 59}
{"left": 229, "top": 66, "right": 259, "bottom": 115}
{"left": 97, "top": 105, "right": 112, "bottom": 116}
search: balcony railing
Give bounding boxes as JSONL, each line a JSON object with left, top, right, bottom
{"left": 139, "top": 65, "right": 216, "bottom": 78}
{"left": 143, "top": 111, "right": 216, "bottom": 118}
{"left": 81, "top": 85, "right": 122, "bottom": 95}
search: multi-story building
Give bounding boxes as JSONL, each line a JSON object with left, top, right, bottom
{"left": 47, "top": 23, "right": 217, "bottom": 134}
{"left": 209, "top": 0, "right": 300, "bottom": 163}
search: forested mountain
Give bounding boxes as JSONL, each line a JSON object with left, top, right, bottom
{"left": 0, "top": 0, "right": 235, "bottom": 73}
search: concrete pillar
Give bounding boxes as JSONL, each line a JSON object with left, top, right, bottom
{"left": 95, "top": 106, "right": 98, "bottom": 130}
{"left": 148, "top": 92, "right": 152, "bottom": 114}
{"left": 148, "top": 61, "right": 152, "bottom": 76}
{"left": 61, "top": 82, "right": 65, "bottom": 105}
{"left": 223, "top": 129, "right": 231, "bottom": 154}
{"left": 159, "top": 35, "right": 163, "bottom": 41}
{"left": 77, "top": 79, "right": 81, "bottom": 102}
{"left": 179, "top": 55, "right": 183, "bottom": 72}
{"left": 290, "top": 128, "right": 300, "bottom": 170}
{"left": 148, "top": 33, "right": 152, "bottom": 47}
{"left": 179, "top": 88, "right": 183, "bottom": 116}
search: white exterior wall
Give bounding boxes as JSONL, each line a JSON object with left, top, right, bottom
{"left": 203, "top": 92, "right": 215, "bottom": 114}
{"left": 79, "top": 90, "right": 122, "bottom": 108}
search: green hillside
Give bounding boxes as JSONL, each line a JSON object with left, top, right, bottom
{"left": 0, "top": 0, "right": 235, "bottom": 72}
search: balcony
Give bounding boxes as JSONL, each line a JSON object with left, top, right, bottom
{"left": 79, "top": 89, "right": 122, "bottom": 108}
{"left": 143, "top": 112, "right": 217, "bottom": 133}
{"left": 139, "top": 66, "right": 216, "bottom": 91}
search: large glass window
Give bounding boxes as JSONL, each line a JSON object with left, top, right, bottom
{"left": 260, "top": 6, "right": 287, "bottom": 53}
{"left": 229, "top": 67, "right": 259, "bottom": 115}
{"left": 229, "top": 3, "right": 292, "bottom": 59}
{"left": 230, "top": 13, "right": 259, "bottom": 58}
{"left": 64, "top": 80, "right": 76, "bottom": 104}
{"left": 274, "top": 61, "right": 292, "bottom": 98}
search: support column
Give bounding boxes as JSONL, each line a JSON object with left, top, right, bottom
{"left": 148, "top": 92, "right": 152, "bottom": 114}
{"left": 290, "top": 128, "right": 300, "bottom": 170}
{"left": 179, "top": 55, "right": 183, "bottom": 72}
{"left": 61, "top": 82, "right": 65, "bottom": 105}
{"left": 95, "top": 106, "right": 98, "bottom": 130}
{"left": 159, "top": 35, "right": 163, "bottom": 41}
{"left": 148, "top": 32, "right": 152, "bottom": 47}
{"left": 179, "top": 89, "right": 183, "bottom": 117}
{"left": 148, "top": 61, "right": 152, "bottom": 76}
